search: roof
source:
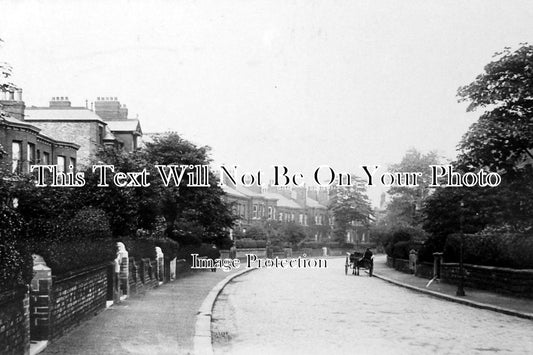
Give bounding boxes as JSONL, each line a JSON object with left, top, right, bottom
{"left": 103, "top": 126, "right": 117, "bottom": 141}
{"left": 1, "top": 114, "right": 41, "bottom": 132}
{"left": 221, "top": 185, "right": 249, "bottom": 199}
{"left": 262, "top": 191, "right": 303, "bottom": 209}
{"left": 235, "top": 186, "right": 264, "bottom": 198}
{"left": 306, "top": 197, "right": 327, "bottom": 209}
{"left": 25, "top": 107, "right": 105, "bottom": 123}
{"left": 106, "top": 119, "right": 142, "bottom": 134}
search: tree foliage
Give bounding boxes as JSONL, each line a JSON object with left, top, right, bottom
{"left": 328, "top": 177, "right": 372, "bottom": 242}
{"left": 385, "top": 148, "right": 441, "bottom": 227}
{"left": 143, "top": 132, "right": 235, "bottom": 246}
{"left": 457, "top": 44, "right": 533, "bottom": 173}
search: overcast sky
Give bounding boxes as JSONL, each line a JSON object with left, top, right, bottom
{"left": 1, "top": 0, "right": 533, "bottom": 204}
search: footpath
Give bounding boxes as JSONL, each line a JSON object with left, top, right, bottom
{"left": 40, "top": 268, "right": 241, "bottom": 355}
{"left": 372, "top": 255, "right": 533, "bottom": 320}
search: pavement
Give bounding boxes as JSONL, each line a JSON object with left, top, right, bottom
{"left": 38, "top": 254, "right": 533, "bottom": 355}
{"left": 372, "top": 254, "right": 533, "bottom": 320}
{"left": 40, "top": 268, "right": 243, "bottom": 355}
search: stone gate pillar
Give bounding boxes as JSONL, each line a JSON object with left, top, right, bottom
{"left": 30, "top": 255, "right": 52, "bottom": 341}
{"left": 155, "top": 247, "right": 164, "bottom": 283}
{"left": 115, "top": 242, "right": 129, "bottom": 300}
{"left": 409, "top": 249, "right": 418, "bottom": 274}
{"left": 433, "top": 252, "right": 443, "bottom": 279}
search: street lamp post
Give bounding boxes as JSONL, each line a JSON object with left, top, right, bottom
{"left": 456, "top": 200, "right": 466, "bottom": 297}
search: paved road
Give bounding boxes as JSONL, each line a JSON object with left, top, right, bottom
{"left": 212, "top": 257, "right": 533, "bottom": 355}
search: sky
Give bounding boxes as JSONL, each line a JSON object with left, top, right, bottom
{"left": 1, "top": 0, "right": 533, "bottom": 205}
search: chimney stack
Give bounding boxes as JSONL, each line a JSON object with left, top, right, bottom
{"left": 94, "top": 96, "right": 122, "bottom": 120}
{"left": 49, "top": 96, "right": 72, "bottom": 108}
{"left": 0, "top": 88, "right": 25, "bottom": 120}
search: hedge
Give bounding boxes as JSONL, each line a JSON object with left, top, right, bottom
{"left": 30, "top": 237, "right": 116, "bottom": 276}
{"left": 235, "top": 238, "right": 267, "bottom": 249}
{"left": 444, "top": 232, "right": 533, "bottom": 269}
{"left": 121, "top": 236, "right": 180, "bottom": 261}
{"left": 177, "top": 243, "right": 222, "bottom": 264}
{"left": 0, "top": 207, "right": 32, "bottom": 291}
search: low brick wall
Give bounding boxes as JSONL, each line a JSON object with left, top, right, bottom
{"left": 386, "top": 256, "right": 533, "bottom": 298}
{"left": 386, "top": 256, "right": 412, "bottom": 274}
{"left": 175, "top": 259, "right": 188, "bottom": 277}
{"left": 49, "top": 264, "right": 108, "bottom": 340}
{"left": 415, "top": 262, "right": 434, "bottom": 280}
{"left": 0, "top": 287, "right": 30, "bottom": 355}
{"left": 441, "top": 263, "right": 533, "bottom": 299}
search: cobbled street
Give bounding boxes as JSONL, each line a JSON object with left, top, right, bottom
{"left": 212, "top": 257, "right": 533, "bottom": 355}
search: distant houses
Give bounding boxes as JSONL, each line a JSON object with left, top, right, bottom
{"left": 1, "top": 88, "right": 369, "bottom": 246}
{"left": 222, "top": 180, "right": 336, "bottom": 242}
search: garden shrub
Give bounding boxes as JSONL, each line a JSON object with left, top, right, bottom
{"left": 391, "top": 241, "right": 411, "bottom": 259}
{"left": 235, "top": 238, "right": 256, "bottom": 248}
{"left": 0, "top": 207, "right": 32, "bottom": 291}
{"left": 385, "top": 226, "right": 427, "bottom": 257}
{"left": 121, "top": 237, "right": 157, "bottom": 260}
{"left": 176, "top": 243, "right": 221, "bottom": 264}
{"left": 443, "top": 232, "right": 533, "bottom": 268}
{"left": 235, "top": 238, "right": 267, "bottom": 248}
{"left": 27, "top": 207, "right": 116, "bottom": 276}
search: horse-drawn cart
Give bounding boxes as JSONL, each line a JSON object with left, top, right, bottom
{"left": 345, "top": 251, "right": 373, "bottom": 276}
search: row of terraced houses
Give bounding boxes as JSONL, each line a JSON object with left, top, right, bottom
{"left": 0, "top": 89, "right": 141, "bottom": 174}
{"left": 0, "top": 88, "right": 368, "bottom": 244}
{"left": 222, "top": 182, "right": 336, "bottom": 241}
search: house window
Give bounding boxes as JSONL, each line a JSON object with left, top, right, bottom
{"left": 268, "top": 207, "right": 273, "bottom": 219}
{"left": 27, "top": 143, "right": 36, "bottom": 167}
{"left": 253, "top": 204, "right": 258, "bottom": 219}
{"left": 42, "top": 152, "right": 50, "bottom": 165}
{"left": 98, "top": 126, "right": 104, "bottom": 144}
{"left": 299, "top": 214, "right": 303, "bottom": 225}
{"left": 12, "top": 141, "right": 22, "bottom": 173}
{"left": 69, "top": 157, "right": 76, "bottom": 171}
{"left": 57, "top": 155, "right": 66, "bottom": 172}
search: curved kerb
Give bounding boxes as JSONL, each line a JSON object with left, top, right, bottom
{"left": 372, "top": 272, "right": 533, "bottom": 321}
{"left": 193, "top": 267, "right": 258, "bottom": 355}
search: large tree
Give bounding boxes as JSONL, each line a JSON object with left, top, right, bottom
{"left": 328, "top": 177, "right": 372, "bottom": 243}
{"left": 457, "top": 44, "right": 533, "bottom": 174}
{"left": 144, "top": 132, "right": 235, "bottom": 246}
{"left": 423, "top": 44, "right": 533, "bottom": 241}
{"left": 383, "top": 148, "right": 441, "bottom": 228}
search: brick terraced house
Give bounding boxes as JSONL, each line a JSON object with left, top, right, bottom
{"left": 0, "top": 90, "right": 79, "bottom": 174}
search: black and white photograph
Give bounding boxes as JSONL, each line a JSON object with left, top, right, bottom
{"left": 1, "top": 1, "right": 533, "bottom": 354}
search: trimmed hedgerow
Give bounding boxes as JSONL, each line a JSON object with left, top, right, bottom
{"left": 176, "top": 243, "right": 221, "bottom": 264}
{"left": 235, "top": 238, "right": 267, "bottom": 249}
{"left": 0, "top": 206, "right": 32, "bottom": 291}
{"left": 444, "top": 232, "right": 533, "bottom": 269}
{"left": 120, "top": 235, "right": 180, "bottom": 261}
{"left": 28, "top": 207, "right": 116, "bottom": 276}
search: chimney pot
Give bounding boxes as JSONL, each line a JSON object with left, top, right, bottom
{"left": 8, "top": 91, "right": 14, "bottom": 100}
{"left": 15, "top": 89, "right": 22, "bottom": 101}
